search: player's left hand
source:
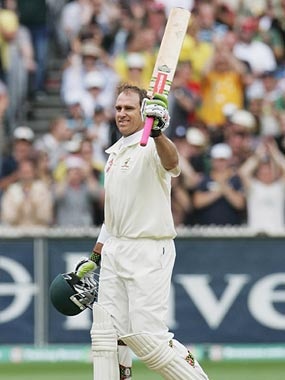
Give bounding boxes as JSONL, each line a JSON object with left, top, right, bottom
{"left": 141, "top": 93, "right": 170, "bottom": 137}
{"left": 75, "top": 258, "right": 97, "bottom": 280}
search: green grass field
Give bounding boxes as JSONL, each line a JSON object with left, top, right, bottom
{"left": 1, "top": 360, "right": 285, "bottom": 380}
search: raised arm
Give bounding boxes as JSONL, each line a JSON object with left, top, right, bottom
{"left": 238, "top": 143, "right": 266, "bottom": 188}
{"left": 267, "top": 139, "right": 285, "bottom": 176}
{"left": 153, "top": 133, "right": 179, "bottom": 171}
{"left": 141, "top": 93, "right": 179, "bottom": 171}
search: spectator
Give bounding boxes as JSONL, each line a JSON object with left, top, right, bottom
{"left": 195, "top": 0, "right": 228, "bottom": 43}
{"left": 233, "top": 16, "right": 277, "bottom": 77}
{"left": 215, "top": 2, "right": 236, "bottom": 30}
{"left": 246, "top": 87, "right": 264, "bottom": 134}
{"left": 52, "top": 136, "right": 84, "bottom": 183}
{"left": 172, "top": 127, "right": 208, "bottom": 226}
{"left": 124, "top": 0, "right": 147, "bottom": 30}
{"left": 61, "top": 41, "right": 118, "bottom": 109}
{"left": 145, "top": 1, "right": 167, "bottom": 44}
{"left": 88, "top": 0, "right": 115, "bottom": 37}
{"left": 222, "top": 101, "right": 238, "bottom": 125}
{"left": 35, "top": 149, "right": 54, "bottom": 188}
{"left": 224, "top": 108, "right": 257, "bottom": 170}
{"left": 45, "top": 0, "right": 67, "bottom": 57}
{"left": 239, "top": 138, "right": 285, "bottom": 234}
{"left": 34, "top": 116, "right": 73, "bottom": 172}
{"left": 58, "top": 0, "right": 93, "bottom": 54}
{"left": 167, "top": 60, "right": 201, "bottom": 138}
{"left": 272, "top": 0, "right": 285, "bottom": 62}
{"left": 86, "top": 104, "right": 111, "bottom": 166}
{"left": 53, "top": 155, "right": 101, "bottom": 227}
{"left": 231, "top": 0, "right": 267, "bottom": 16}
{"left": 17, "top": 0, "right": 49, "bottom": 99}
{"left": 79, "top": 137, "right": 104, "bottom": 182}
{"left": 64, "top": 92, "right": 92, "bottom": 134}
{"left": 113, "top": 27, "right": 155, "bottom": 89}
{"left": 1, "top": 157, "right": 53, "bottom": 226}
{"left": 0, "top": 8, "right": 36, "bottom": 128}
{"left": 108, "top": 5, "right": 139, "bottom": 56}
{"left": 198, "top": 41, "right": 246, "bottom": 134}
{"left": 0, "top": 80, "right": 9, "bottom": 161}
{"left": 180, "top": 14, "right": 214, "bottom": 83}
{"left": 258, "top": 70, "right": 285, "bottom": 136}
{"left": 81, "top": 70, "right": 111, "bottom": 119}
{"left": 257, "top": 6, "right": 285, "bottom": 64}
{"left": 192, "top": 143, "right": 245, "bottom": 226}
{"left": 171, "top": 174, "right": 193, "bottom": 227}
{"left": 275, "top": 110, "right": 285, "bottom": 155}
{"left": 0, "top": 125, "right": 35, "bottom": 194}
{"left": 79, "top": 138, "right": 104, "bottom": 225}
{"left": 67, "top": 17, "right": 105, "bottom": 58}
{"left": 61, "top": 40, "right": 101, "bottom": 99}
{"left": 124, "top": 52, "right": 147, "bottom": 88}
{"left": 175, "top": 126, "right": 209, "bottom": 177}
{"left": 0, "top": 78, "right": 9, "bottom": 119}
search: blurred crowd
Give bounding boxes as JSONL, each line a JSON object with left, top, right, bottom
{"left": 1, "top": 0, "right": 285, "bottom": 234}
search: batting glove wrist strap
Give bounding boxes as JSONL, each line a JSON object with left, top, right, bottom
{"left": 90, "top": 251, "right": 101, "bottom": 267}
{"left": 150, "top": 129, "right": 162, "bottom": 138}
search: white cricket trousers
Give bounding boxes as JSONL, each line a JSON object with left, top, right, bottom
{"left": 98, "top": 236, "right": 176, "bottom": 340}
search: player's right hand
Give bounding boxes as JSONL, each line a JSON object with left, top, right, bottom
{"left": 75, "top": 258, "right": 97, "bottom": 280}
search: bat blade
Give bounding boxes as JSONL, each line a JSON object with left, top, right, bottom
{"left": 140, "top": 7, "right": 191, "bottom": 146}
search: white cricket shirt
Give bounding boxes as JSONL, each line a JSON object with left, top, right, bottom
{"left": 247, "top": 178, "right": 285, "bottom": 233}
{"left": 104, "top": 130, "right": 180, "bottom": 239}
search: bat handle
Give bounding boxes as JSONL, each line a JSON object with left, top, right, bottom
{"left": 140, "top": 116, "right": 154, "bottom": 147}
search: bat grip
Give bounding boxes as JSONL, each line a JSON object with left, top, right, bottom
{"left": 140, "top": 116, "right": 154, "bottom": 146}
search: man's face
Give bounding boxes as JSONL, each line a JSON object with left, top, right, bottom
{"left": 228, "top": 124, "right": 251, "bottom": 150}
{"left": 13, "top": 140, "right": 32, "bottom": 160}
{"left": 115, "top": 90, "right": 144, "bottom": 137}
{"left": 239, "top": 27, "right": 255, "bottom": 43}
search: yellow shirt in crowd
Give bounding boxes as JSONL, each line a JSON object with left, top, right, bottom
{"left": 180, "top": 34, "right": 214, "bottom": 83}
{"left": 198, "top": 70, "right": 244, "bottom": 127}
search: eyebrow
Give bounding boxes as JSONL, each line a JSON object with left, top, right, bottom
{"left": 115, "top": 104, "right": 136, "bottom": 111}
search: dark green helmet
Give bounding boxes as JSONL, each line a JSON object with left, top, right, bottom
{"left": 49, "top": 272, "right": 98, "bottom": 316}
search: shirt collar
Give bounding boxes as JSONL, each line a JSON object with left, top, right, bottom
{"left": 106, "top": 130, "right": 143, "bottom": 154}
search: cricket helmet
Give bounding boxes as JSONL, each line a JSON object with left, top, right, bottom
{"left": 49, "top": 271, "right": 98, "bottom": 316}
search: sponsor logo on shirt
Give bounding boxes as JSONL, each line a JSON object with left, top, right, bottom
{"left": 106, "top": 158, "right": 114, "bottom": 173}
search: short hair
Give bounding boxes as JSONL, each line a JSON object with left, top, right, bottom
{"left": 117, "top": 83, "right": 147, "bottom": 106}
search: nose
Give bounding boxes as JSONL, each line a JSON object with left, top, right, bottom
{"left": 117, "top": 107, "right": 126, "bottom": 117}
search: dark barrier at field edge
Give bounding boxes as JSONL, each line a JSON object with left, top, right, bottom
{"left": 0, "top": 229, "right": 285, "bottom": 345}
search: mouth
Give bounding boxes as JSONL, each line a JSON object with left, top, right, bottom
{"left": 117, "top": 119, "right": 129, "bottom": 126}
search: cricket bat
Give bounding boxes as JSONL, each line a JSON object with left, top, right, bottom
{"left": 140, "top": 7, "right": 191, "bottom": 146}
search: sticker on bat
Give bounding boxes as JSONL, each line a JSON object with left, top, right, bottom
{"left": 157, "top": 65, "right": 171, "bottom": 73}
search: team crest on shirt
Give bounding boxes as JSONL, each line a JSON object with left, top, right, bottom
{"left": 121, "top": 157, "right": 131, "bottom": 171}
